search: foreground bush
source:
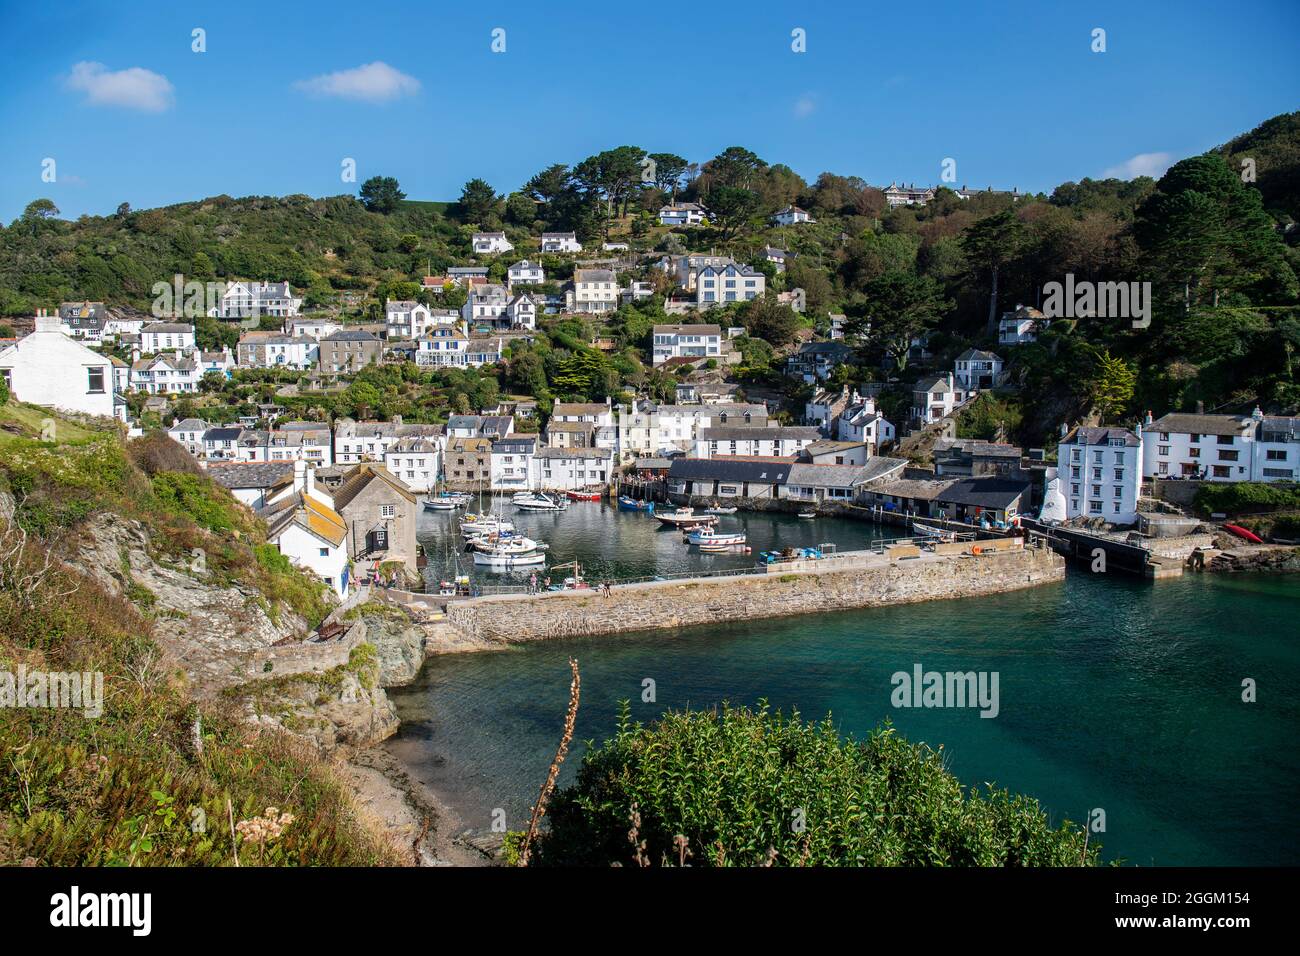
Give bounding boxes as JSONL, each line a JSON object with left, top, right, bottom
{"left": 1195, "top": 481, "right": 1300, "bottom": 517}
{"left": 535, "top": 703, "right": 1100, "bottom": 867}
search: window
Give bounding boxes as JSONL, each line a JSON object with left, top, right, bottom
{"left": 1158, "top": 445, "right": 1170, "bottom": 456}
{"left": 87, "top": 367, "right": 105, "bottom": 393}
{"left": 319, "top": 548, "right": 329, "bottom": 557}
{"left": 1266, "top": 449, "right": 1287, "bottom": 462}
{"left": 379, "top": 504, "right": 395, "bottom": 518}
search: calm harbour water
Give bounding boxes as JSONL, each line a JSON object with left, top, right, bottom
{"left": 391, "top": 502, "right": 1300, "bottom": 865}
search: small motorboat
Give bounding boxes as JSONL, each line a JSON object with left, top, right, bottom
{"left": 912, "top": 522, "right": 957, "bottom": 543}
{"left": 699, "top": 543, "right": 751, "bottom": 554}
{"left": 618, "top": 496, "right": 655, "bottom": 513}
{"left": 566, "top": 489, "right": 602, "bottom": 501}
{"left": 684, "top": 528, "right": 747, "bottom": 546}
{"left": 468, "top": 534, "right": 548, "bottom": 555}
{"left": 704, "top": 506, "right": 738, "bottom": 515}
{"left": 461, "top": 515, "right": 516, "bottom": 536}
{"left": 797, "top": 511, "right": 817, "bottom": 520}
{"left": 423, "top": 497, "right": 460, "bottom": 511}
{"left": 515, "top": 493, "right": 567, "bottom": 512}
{"left": 472, "top": 550, "right": 547, "bottom": 568}
{"left": 655, "top": 508, "right": 718, "bottom": 527}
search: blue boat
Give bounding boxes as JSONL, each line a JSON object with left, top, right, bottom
{"left": 618, "top": 496, "right": 655, "bottom": 513}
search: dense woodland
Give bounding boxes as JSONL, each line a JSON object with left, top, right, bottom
{"left": 3, "top": 111, "right": 1298, "bottom": 449}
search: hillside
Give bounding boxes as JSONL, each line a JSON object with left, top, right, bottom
{"left": 0, "top": 400, "right": 413, "bottom": 865}
{"left": 2, "top": 112, "right": 1299, "bottom": 449}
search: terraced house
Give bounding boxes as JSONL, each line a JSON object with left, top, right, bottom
{"left": 319, "top": 329, "right": 381, "bottom": 373}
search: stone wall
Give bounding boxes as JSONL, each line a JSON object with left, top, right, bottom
{"left": 1144, "top": 533, "right": 1216, "bottom": 560}
{"left": 443, "top": 545, "right": 1065, "bottom": 645}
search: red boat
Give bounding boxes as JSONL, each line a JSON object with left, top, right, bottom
{"left": 1223, "top": 523, "right": 1264, "bottom": 543}
{"left": 565, "top": 490, "right": 602, "bottom": 501}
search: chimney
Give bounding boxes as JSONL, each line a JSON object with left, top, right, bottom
{"left": 392, "top": 414, "right": 403, "bottom": 426}
{"left": 1196, "top": 400, "right": 1204, "bottom": 414}
{"left": 1145, "top": 410, "right": 1154, "bottom": 425}
{"left": 293, "top": 458, "right": 307, "bottom": 493}
{"left": 304, "top": 461, "right": 316, "bottom": 500}
{"left": 35, "top": 313, "right": 62, "bottom": 333}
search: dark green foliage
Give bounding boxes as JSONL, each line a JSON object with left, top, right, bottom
{"left": 1194, "top": 481, "right": 1300, "bottom": 517}
{"left": 536, "top": 703, "right": 1100, "bottom": 867}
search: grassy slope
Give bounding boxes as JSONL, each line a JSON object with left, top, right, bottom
{"left": 0, "top": 402, "right": 401, "bottom": 865}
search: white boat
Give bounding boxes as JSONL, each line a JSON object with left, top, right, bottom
{"left": 472, "top": 550, "right": 547, "bottom": 568}
{"left": 461, "top": 515, "right": 516, "bottom": 536}
{"left": 514, "top": 493, "right": 566, "bottom": 512}
{"left": 797, "top": 512, "right": 817, "bottom": 519}
{"left": 704, "top": 506, "right": 737, "bottom": 515}
{"left": 911, "top": 522, "right": 957, "bottom": 542}
{"left": 684, "top": 528, "right": 747, "bottom": 545}
{"left": 654, "top": 508, "right": 718, "bottom": 527}
{"left": 423, "top": 497, "right": 462, "bottom": 511}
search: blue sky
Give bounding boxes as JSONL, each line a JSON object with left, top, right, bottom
{"left": 1, "top": 0, "right": 1297, "bottom": 224}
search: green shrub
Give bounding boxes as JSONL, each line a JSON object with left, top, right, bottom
{"left": 535, "top": 703, "right": 1099, "bottom": 867}
{"left": 1194, "top": 482, "right": 1300, "bottom": 516}
{"left": 151, "top": 471, "right": 242, "bottom": 533}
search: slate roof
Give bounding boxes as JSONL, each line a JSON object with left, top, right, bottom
{"left": 1064, "top": 425, "right": 1141, "bottom": 447}
{"left": 1146, "top": 413, "right": 1252, "bottom": 438}
{"left": 331, "top": 464, "right": 417, "bottom": 510}
{"left": 936, "top": 477, "right": 1032, "bottom": 510}
{"left": 668, "top": 457, "right": 792, "bottom": 484}
{"left": 699, "top": 426, "right": 821, "bottom": 442}
{"left": 207, "top": 461, "right": 295, "bottom": 490}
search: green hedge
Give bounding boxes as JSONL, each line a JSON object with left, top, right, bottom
{"left": 1194, "top": 482, "right": 1300, "bottom": 516}
{"left": 534, "top": 703, "right": 1099, "bottom": 867}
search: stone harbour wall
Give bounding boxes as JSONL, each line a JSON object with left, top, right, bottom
{"left": 443, "top": 545, "right": 1065, "bottom": 645}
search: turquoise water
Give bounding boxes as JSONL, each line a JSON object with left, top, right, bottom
{"left": 391, "top": 511, "right": 1300, "bottom": 866}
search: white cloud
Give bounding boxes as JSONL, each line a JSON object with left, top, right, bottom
{"left": 1102, "top": 151, "right": 1174, "bottom": 180}
{"left": 65, "top": 61, "right": 174, "bottom": 112}
{"left": 793, "top": 94, "right": 817, "bottom": 119}
{"left": 292, "top": 61, "right": 420, "bottom": 103}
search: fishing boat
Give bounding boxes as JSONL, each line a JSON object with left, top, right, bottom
{"left": 699, "top": 542, "right": 752, "bottom": 554}
{"left": 797, "top": 511, "right": 817, "bottom": 520}
{"left": 566, "top": 489, "right": 602, "bottom": 501}
{"left": 617, "top": 496, "right": 655, "bottom": 513}
{"left": 911, "top": 522, "right": 957, "bottom": 543}
{"left": 654, "top": 507, "right": 718, "bottom": 527}
{"left": 513, "top": 492, "right": 566, "bottom": 512}
{"left": 472, "top": 549, "right": 547, "bottom": 568}
{"left": 684, "top": 528, "right": 747, "bottom": 546}
{"left": 704, "top": 506, "right": 738, "bottom": 515}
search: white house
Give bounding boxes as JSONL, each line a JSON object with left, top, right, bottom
{"left": 999, "top": 305, "right": 1047, "bottom": 346}
{"left": 249, "top": 335, "right": 317, "bottom": 369}
{"left": 540, "top": 232, "right": 582, "bottom": 253}
{"left": 652, "top": 324, "right": 723, "bottom": 365}
{"left": 883, "top": 184, "right": 935, "bottom": 208}
{"left": 659, "top": 203, "right": 708, "bottom": 226}
{"left": 334, "top": 418, "right": 446, "bottom": 467}
{"left": 602, "top": 242, "right": 629, "bottom": 252}
{"left": 286, "top": 317, "right": 341, "bottom": 340}
{"left": 912, "top": 373, "right": 961, "bottom": 424}
{"left": 571, "top": 269, "right": 619, "bottom": 313}
{"left": 507, "top": 260, "right": 544, "bottom": 288}
{"left": 1254, "top": 414, "right": 1300, "bottom": 482}
{"left": 1141, "top": 409, "right": 1298, "bottom": 482}
{"left": 531, "top": 446, "right": 613, "bottom": 491}
{"left": 954, "top": 349, "right": 1004, "bottom": 391}
{"left": 462, "top": 284, "right": 510, "bottom": 327}
{"left": 506, "top": 293, "right": 539, "bottom": 330}
{"left": 201, "top": 426, "right": 244, "bottom": 460}
{"left": 386, "top": 300, "right": 435, "bottom": 339}
{"left": 261, "top": 467, "right": 350, "bottom": 597}
{"left": 140, "top": 323, "right": 196, "bottom": 354}
{"left": 771, "top": 205, "right": 815, "bottom": 226}
{"left": 472, "top": 232, "right": 514, "bottom": 255}
{"left": 617, "top": 401, "right": 769, "bottom": 458}
{"left": 416, "top": 327, "right": 470, "bottom": 367}
{"left": 167, "top": 417, "right": 211, "bottom": 456}
{"left": 694, "top": 426, "right": 822, "bottom": 459}
{"left": 211, "top": 281, "right": 302, "bottom": 319}
{"left": 836, "top": 395, "right": 896, "bottom": 452}
{"left": 131, "top": 351, "right": 202, "bottom": 394}
{"left": 198, "top": 347, "right": 235, "bottom": 378}
{"left": 552, "top": 401, "right": 615, "bottom": 429}
{"left": 0, "top": 314, "right": 121, "bottom": 420}
{"left": 1053, "top": 424, "right": 1143, "bottom": 524}
{"left": 491, "top": 434, "right": 537, "bottom": 491}
{"left": 103, "top": 315, "right": 145, "bottom": 341}
{"left": 695, "top": 264, "right": 764, "bottom": 308}
{"left": 383, "top": 437, "right": 440, "bottom": 492}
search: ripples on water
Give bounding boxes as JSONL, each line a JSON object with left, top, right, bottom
{"left": 392, "top": 503, "right": 1300, "bottom": 865}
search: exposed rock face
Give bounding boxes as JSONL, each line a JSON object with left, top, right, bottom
{"left": 1208, "top": 545, "right": 1300, "bottom": 573}
{"left": 75, "top": 512, "right": 306, "bottom": 695}
{"left": 347, "top": 603, "right": 428, "bottom": 687}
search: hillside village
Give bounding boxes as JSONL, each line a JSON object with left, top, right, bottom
{"left": 3, "top": 125, "right": 1299, "bottom": 600}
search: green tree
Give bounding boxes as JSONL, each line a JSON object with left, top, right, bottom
{"left": 847, "top": 271, "right": 953, "bottom": 372}
{"left": 457, "top": 178, "right": 499, "bottom": 224}
{"left": 1087, "top": 347, "right": 1136, "bottom": 421}
{"left": 358, "top": 176, "right": 405, "bottom": 214}
{"left": 707, "top": 186, "right": 761, "bottom": 242}
{"left": 962, "top": 209, "right": 1025, "bottom": 334}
